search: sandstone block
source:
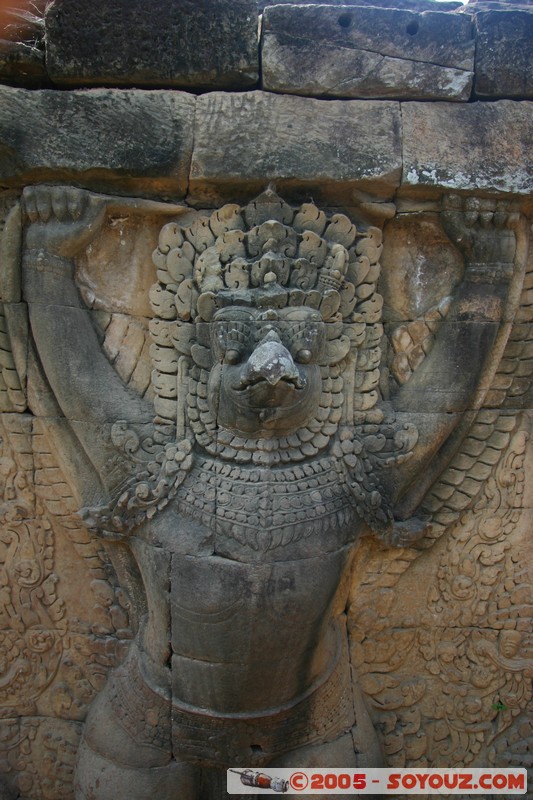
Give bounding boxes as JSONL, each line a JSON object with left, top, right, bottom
{"left": 262, "top": 4, "right": 474, "bottom": 100}
{"left": 45, "top": 0, "right": 258, "bottom": 89}
{"left": 381, "top": 213, "right": 463, "bottom": 322}
{"left": 189, "top": 91, "right": 402, "bottom": 205}
{"left": 402, "top": 100, "right": 533, "bottom": 194}
{"left": 259, "top": 0, "right": 462, "bottom": 9}
{"left": 474, "top": 10, "right": 533, "bottom": 98}
{"left": 0, "top": 86, "right": 195, "bottom": 195}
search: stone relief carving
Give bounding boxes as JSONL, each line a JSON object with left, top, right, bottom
{"left": 349, "top": 422, "right": 532, "bottom": 770}
{"left": 0, "top": 184, "right": 531, "bottom": 798}
{"left": 0, "top": 409, "right": 133, "bottom": 798}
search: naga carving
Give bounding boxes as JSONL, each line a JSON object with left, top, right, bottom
{"left": 0, "top": 184, "right": 530, "bottom": 798}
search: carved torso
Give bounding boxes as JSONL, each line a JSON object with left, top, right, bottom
{"left": 135, "top": 449, "right": 360, "bottom": 713}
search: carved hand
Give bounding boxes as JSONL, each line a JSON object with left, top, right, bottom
{"left": 23, "top": 185, "right": 107, "bottom": 260}
{"left": 441, "top": 194, "right": 520, "bottom": 271}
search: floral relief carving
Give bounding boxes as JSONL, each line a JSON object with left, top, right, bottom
{"left": 349, "top": 422, "right": 532, "bottom": 770}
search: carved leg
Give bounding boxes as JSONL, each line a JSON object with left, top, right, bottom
{"left": 266, "top": 732, "right": 366, "bottom": 800}
{"left": 74, "top": 742, "right": 197, "bottom": 800}
{"left": 272, "top": 729, "right": 359, "bottom": 767}
{"left": 270, "top": 720, "right": 383, "bottom": 767}
{"left": 269, "top": 687, "right": 384, "bottom": 800}
{"left": 74, "top": 644, "right": 199, "bottom": 800}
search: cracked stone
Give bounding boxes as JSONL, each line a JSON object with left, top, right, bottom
{"left": 402, "top": 100, "right": 533, "bottom": 195}
{"left": 189, "top": 90, "right": 402, "bottom": 206}
{"left": 261, "top": 4, "right": 474, "bottom": 100}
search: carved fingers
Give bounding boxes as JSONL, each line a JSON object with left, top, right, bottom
{"left": 441, "top": 194, "right": 521, "bottom": 270}
{"left": 23, "top": 185, "right": 107, "bottom": 258}
{"left": 25, "top": 185, "right": 84, "bottom": 223}
{"left": 442, "top": 194, "right": 520, "bottom": 232}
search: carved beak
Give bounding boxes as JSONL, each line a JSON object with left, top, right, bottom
{"left": 240, "top": 330, "right": 303, "bottom": 388}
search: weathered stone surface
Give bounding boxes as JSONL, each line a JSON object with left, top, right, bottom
{"left": 0, "top": 39, "right": 47, "bottom": 86}
{"left": 259, "top": 0, "right": 462, "bottom": 9}
{"left": 465, "top": 0, "right": 533, "bottom": 8}
{"left": 3, "top": 182, "right": 533, "bottom": 797}
{"left": 262, "top": 4, "right": 474, "bottom": 100}
{"left": 0, "top": 1, "right": 532, "bottom": 792}
{"left": 349, "top": 437, "right": 533, "bottom": 766}
{"left": 45, "top": 0, "right": 258, "bottom": 89}
{"left": 0, "top": 0, "right": 47, "bottom": 86}
{"left": 381, "top": 212, "right": 464, "bottom": 322}
{"left": 189, "top": 91, "right": 402, "bottom": 204}
{"left": 474, "top": 10, "right": 533, "bottom": 98}
{"left": 0, "top": 86, "right": 195, "bottom": 196}
{"left": 402, "top": 100, "right": 533, "bottom": 194}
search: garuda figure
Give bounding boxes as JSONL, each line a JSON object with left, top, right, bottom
{"left": 5, "top": 184, "right": 526, "bottom": 799}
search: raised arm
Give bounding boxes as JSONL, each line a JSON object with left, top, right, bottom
{"left": 390, "top": 195, "right": 527, "bottom": 520}
{"left": 23, "top": 185, "right": 154, "bottom": 493}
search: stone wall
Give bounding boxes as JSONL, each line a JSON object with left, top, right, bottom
{"left": 2, "top": 0, "right": 533, "bottom": 100}
{"left": 0, "top": 1, "right": 532, "bottom": 799}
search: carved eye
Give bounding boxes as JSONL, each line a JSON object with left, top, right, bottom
{"left": 225, "top": 348, "right": 241, "bottom": 365}
{"left": 296, "top": 348, "right": 312, "bottom": 364}
{"left": 213, "top": 320, "right": 249, "bottom": 364}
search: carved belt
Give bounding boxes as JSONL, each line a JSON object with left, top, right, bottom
{"left": 171, "top": 631, "right": 355, "bottom": 767}
{"left": 109, "top": 630, "right": 355, "bottom": 767}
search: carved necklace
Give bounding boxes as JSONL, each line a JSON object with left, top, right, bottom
{"left": 175, "top": 452, "right": 359, "bottom": 551}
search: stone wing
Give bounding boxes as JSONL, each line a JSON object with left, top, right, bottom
{"left": 350, "top": 213, "right": 532, "bottom": 772}
{"left": 0, "top": 196, "right": 140, "bottom": 797}
{"left": 0, "top": 395, "right": 134, "bottom": 800}
{"left": 380, "top": 201, "right": 532, "bottom": 547}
